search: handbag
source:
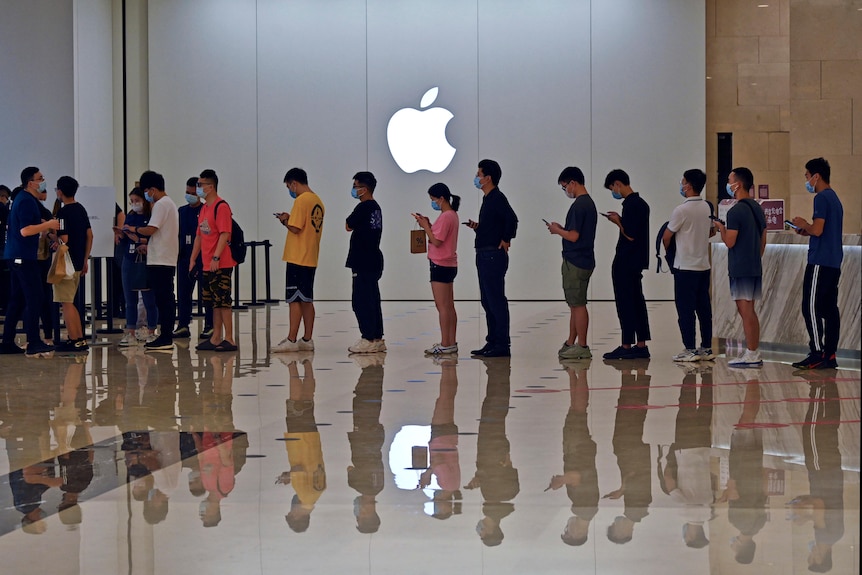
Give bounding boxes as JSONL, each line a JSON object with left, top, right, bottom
{"left": 47, "top": 239, "right": 75, "bottom": 284}
{"left": 128, "top": 252, "right": 149, "bottom": 291}
{"left": 410, "top": 223, "right": 427, "bottom": 254}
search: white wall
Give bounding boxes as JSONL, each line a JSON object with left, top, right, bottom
{"left": 147, "top": 0, "right": 705, "bottom": 301}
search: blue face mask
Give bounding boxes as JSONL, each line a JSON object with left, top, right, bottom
{"left": 805, "top": 179, "right": 815, "bottom": 194}
{"left": 185, "top": 193, "right": 198, "bottom": 205}
{"left": 351, "top": 187, "right": 360, "bottom": 199}
{"left": 725, "top": 183, "right": 735, "bottom": 198}
{"left": 38, "top": 180, "right": 47, "bottom": 193}
{"left": 144, "top": 190, "right": 154, "bottom": 203}
{"left": 196, "top": 186, "right": 206, "bottom": 198}
{"left": 289, "top": 189, "right": 297, "bottom": 199}
{"left": 611, "top": 190, "right": 623, "bottom": 200}
{"left": 679, "top": 184, "right": 687, "bottom": 198}
{"left": 431, "top": 200, "right": 441, "bottom": 211}
{"left": 473, "top": 176, "right": 482, "bottom": 189}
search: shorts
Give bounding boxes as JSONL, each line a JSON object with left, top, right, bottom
{"left": 729, "top": 276, "right": 762, "bottom": 301}
{"left": 202, "top": 268, "right": 233, "bottom": 308}
{"left": 285, "top": 263, "right": 316, "bottom": 302}
{"left": 53, "top": 271, "right": 81, "bottom": 303}
{"left": 429, "top": 261, "right": 457, "bottom": 284}
{"left": 562, "top": 259, "right": 592, "bottom": 307}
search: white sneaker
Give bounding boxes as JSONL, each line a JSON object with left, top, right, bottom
{"left": 424, "top": 342, "right": 443, "bottom": 354}
{"left": 272, "top": 337, "right": 301, "bottom": 353}
{"left": 696, "top": 347, "right": 716, "bottom": 361}
{"left": 728, "top": 348, "right": 763, "bottom": 368}
{"left": 672, "top": 349, "right": 700, "bottom": 362}
{"left": 425, "top": 343, "right": 458, "bottom": 355}
{"left": 135, "top": 327, "right": 149, "bottom": 342}
{"left": 297, "top": 338, "right": 315, "bottom": 351}
{"left": 373, "top": 339, "right": 387, "bottom": 352}
{"left": 348, "top": 338, "right": 378, "bottom": 354}
{"left": 118, "top": 333, "right": 138, "bottom": 347}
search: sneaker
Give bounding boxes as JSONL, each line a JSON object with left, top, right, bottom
{"left": 144, "top": 337, "right": 174, "bottom": 351}
{"left": 791, "top": 352, "right": 819, "bottom": 369}
{"left": 795, "top": 352, "right": 838, "bottom": 370}
{"left": 271, "top": 337, "right": 300, "bottom": 353}
{"left": 628, "top": 345, "right": 651, "bottom": 359}
{"left": 373, "top": 339, "right": 387, "bottom": 352}
{"left": 728, "top": 348, "right": 763, "bottom": 368}
{"left": 135, "top": 327, "right": 150, "bottom": 342}
{"left": 172, "top": 326, "right": 191, "bottom": 339}
{"left": 470, "top": 343, "right": 492, "bottom": 356}
{"left": 25, "top": 341, "right": 55, "bottom": 357}
{"left": 348, "top": 338, "right": 378, "bottom": 354}
{"left": 425, "top": 343, "right": 458, "bottom": 355}
{"left": 696, "top": 347, "right": 716, "bottom": 361}
{"left": 118, "top": 333, "right": 138, "bottom": 347}
{"left": 602, "top": 346, "right": 633, "bottom": 360}
{"left": 297, "top": 338, "right": 315, "bottom": 351}
{"left": 55, "top": 340, "right": 79, "bottom": 353}
{"left": 0, "top": 342, "right": 25, "bottom": 355}
{"left": 559, "top": 342, "right": 592, "bottom": 360}
{"left": 200, "top": 327, "right": 214, "bottom": 340}
{"left": 481, "top": 346, "right": 510, "bottom": 357}
{"left": 672, "top": 349, "right": 700, "bottom": 362}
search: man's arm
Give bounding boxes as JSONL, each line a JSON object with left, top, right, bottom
{"left": 662, "top": 227, "right": 674, "bottom": 250}
{"left": 21, "top": 219, "right": 60, "bottom": 237}
{"left": 760, "top": 228, "right": 767, "bottom": 257}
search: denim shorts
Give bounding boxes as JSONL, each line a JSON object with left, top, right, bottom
{"left": 429, "top": 261, "right": 457, "bottom": 284}
{"left": 729, "top": 276, "right": 762, "bottom": 301}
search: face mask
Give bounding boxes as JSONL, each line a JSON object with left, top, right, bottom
{"left": 196, "top": 186, "right": 206, "bottom": 198}
{"left": 805, "top": 178, "right": 815, "bottom": 194}
{"left": 351, "top": 187, "right": 362, "bottom": 199}
{"left": 473, "top": 176, "right": 482, "bottom": 189}
{"left": 184, "top": 193, "right": 198, "bottom": 205}
{"left": 431, "top": 200, "right": 441, "bottom": 211}
{"left": 38, "top": 180, "right": 47, "bottom": 193}
{"left": 561, "top": 184, "right": 574, "bottom": 199}
{"left": 131, "top": 203, "right": 143, "bottom": 213}
{"left": 725, "top": 183, "right": 735, "bottom": 198}
{"left": 611, "top": 189, "right": 623, "bottom": 200}
{"left": 144, "top": 191, "right": 154, "bottom": 203}
{"left": 679, "top": 183, "right": 687, "bottom": 198}
{"left": 289, "top": 189, "right": 297, "bottom": 199}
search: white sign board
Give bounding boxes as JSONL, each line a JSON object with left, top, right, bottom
{"left": 76, "top": 186, "right": 117, "bottom": 259}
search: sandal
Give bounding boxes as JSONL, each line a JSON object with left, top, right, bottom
{"left": 196, "top": 340, "right": 217, "bottom": 351}
{"left": 215, "top": 340, "right": 238, "bottom": 352}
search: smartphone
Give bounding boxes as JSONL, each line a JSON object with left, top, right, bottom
{"left": 600, "top": 212, "right": 609, "bottom": 218}
{"left": 710, "top": 215, "right": 725, "bottom": 225}
{"left": 273, "top": 212, "right": 280, "bottom": 217}
{"left": 784, "top": 219, "right": 799, "bottom": 230}
{"left": 542, "top": 218, "right": 550, "bottom": 226}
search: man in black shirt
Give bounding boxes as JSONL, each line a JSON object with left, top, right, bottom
{"left": 602, "top": 169, "right": 651, "bottom": 360}
{"left": 346, "top": 172, "right": 385, "bottom": 354}
{"left": 466, "top": 159, "right": 518, "bottom": 358}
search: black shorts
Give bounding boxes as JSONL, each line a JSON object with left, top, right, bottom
{"left": 202, "top": 269, "right": 233, "bottom": 308}
{"left": 286, "top": 263, "right": 316, "bottom": 302}
{"left": 429, "top": 261, "right": 457, "bottom": 284}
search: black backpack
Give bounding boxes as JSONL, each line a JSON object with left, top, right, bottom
{"left": 656, "top": 200, "right": 714, "bottom": 274}
{"left": 213, "top": 201, "right": 247, "bottom": 265}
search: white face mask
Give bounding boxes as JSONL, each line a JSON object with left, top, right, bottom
{"left": 130, "top": 203, "right": 143, "bottom": 213}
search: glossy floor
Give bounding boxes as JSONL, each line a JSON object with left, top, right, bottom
{"left": 0, "top": 301, "right": 859, "bottom": 575}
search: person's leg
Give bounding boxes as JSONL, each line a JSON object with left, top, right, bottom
{"left": 482, "top": 251, "right": 510, "bottom": 349}
{"left": 176, "top": 257, "right": 193, "bottom": 329}
{"left": 219, "top": 270, "right": 234, "bottom": 345}
{"left": 817, "top": 266, "right": 841, "bottom": 358}
{"left": 573, "top": 305, "right": 589, "bottom": 347}
{"left": 476, "top": 253, "right": 494, "bottom": 346}
{"left": 61, "top": 302, "right": 83, "bottom": 340}
{"left": 141, "top": 289, "right": 159, "bottom": 331}
{"left": 631, "top": 269, "right": 650, "bottom": 346}
{"left": 674, "top": 271, "right": 697, "bottom": 350}
{"left": 38, "top": 259, "right": 53, "bottom": 341}
{"left": 695, "top": 270, "right": 713, "bottom": 349}
{"left": 121, "top": 259, "right": 138, "bottom": 332}
{"left": 21, "top": 261, "right": 44, "bottom": 345}
{"left": 431, "top": 281, "right": 456, "bottom": 347}
{"left": 352, "top": 271, "right": 371, "bottom": 340}
{"left": 300, "top": 302, "right": 315, "bottom": 340}
{"left": 370, "top": 271, "right": 384, "bottom": 340}
{"left": 162, "top": 267, "right": 176, "bottom": 339}
{"left": 288, "top": 301, "right": 302, "bottom": 342}
{"left": 611, "top": 262, "right": 633, "bottom": 346}
{"left": 2, "top": 263, "right": 26, "bottom": 345}
{"left": 735, "top": 299, "right": 760, "bottom": 351}
{"left": 801, "top": 264, "right": 819, "bottom": 354}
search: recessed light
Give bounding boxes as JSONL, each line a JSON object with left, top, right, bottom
{"left": 757, "top": 4, "right": 769, "bottom": 7}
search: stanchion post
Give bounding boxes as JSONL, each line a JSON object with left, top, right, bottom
{"left": 232, "top": 254, "right": 248, "bottom": 310}
{"left": 98, "top": 257, "right": 123, "bottom": 334}
{"left": 262, "top": 240, "right": 279, "bottom": 304}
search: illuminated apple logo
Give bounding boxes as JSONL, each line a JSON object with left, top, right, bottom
{"left": 387, "top": 87, "right": 456, "bottom": 174}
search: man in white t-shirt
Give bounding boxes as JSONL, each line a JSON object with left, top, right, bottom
{"left": 662, "top": 169, "right": 715, "bottom": 362}
{"left": 126, "top": 170, "right": 179, "bottom": 351}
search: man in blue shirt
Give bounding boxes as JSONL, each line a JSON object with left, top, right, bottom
{"left": 0, "top": 167, "right": 61, "bottom": 356}
{"left": 174, "top": 176, "right": 213, "bottom": 339}
{"left": 790, "top": 157, "right": 844, "bottom": 370}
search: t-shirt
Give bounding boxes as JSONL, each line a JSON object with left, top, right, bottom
{"left": 614, "top": 192, "right": 650, "bottom": 271}
{"left": 57, "top": 202, "right": 91, "bottom": 271}
{"left": 283, "top": 190, "right": 325, "bottom": 267}
{"left": 808, "top": 188, "right": 843, "bottom": 269}
{"left": 726, "top": 198, "right": 766, "bottom": 278}
{"left": 197, "top": 199, "right": 237, "bottom": 269}
{"left": 346, "top": 199, "right": 383, "bottom": 273}
{"left": 474, "top": 187, "right": 518, "bottom": 250}
{"left": 178, "top": 201, "right": 203, "bottom": 260}
{"left": 667, "top": 197, "right": 712, "bottom": 271}
{"left": 146, "top": 194, "right": 179, "bottom": 267}
{"left": 3, "top": 190, "right": 42, "bottom": 260}
{"left": 121, "top": 211, "right": 149, "bottom": 261}
{"left": 428, "top": 209, "right": 458, "bottom": 267}
{"left": 562, "top": 194, "right": 597, "bottom": 270}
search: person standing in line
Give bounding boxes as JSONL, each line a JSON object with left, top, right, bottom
{"left": 713, "top": 167, "right": 767, "bottom": 367}
{"left": 53, "top": 176, "right": 93, "bottom": 353}
{"left": 345, "top": 172, "right": 385, "bottom": 354}
{"left": 272, "top": 167, "right": 325, "bottom": 353}
{"left": 174, "top": 176, "right": 213, "bottom": 340}
{"left": 602, "top": 169, "right": 651, "bottom": 360}
{"left": 548, "top": 166, "right": 597, "bottom": 360}
{"left": 790, "top": 157, "right": 844, "bottom": 370}
{"left": 663, "top": 169, "right": 716, "bottom": 362}
{"left": 412, "top": 182, "right": 460, "bottom": 356}
{"left": 0, "top": 167, "right": 60, "bottom": 357}
{"left": 465, "top": 159, "right": 518, "bottom": 358}
{"left": 126, "top": 171, "right": 179, "bottom": 351}
{"left": 0, "top": 185, "right": 11, "bottom": 316}
{"left": 190, "top": 169, "right": 237, "bottom": 352}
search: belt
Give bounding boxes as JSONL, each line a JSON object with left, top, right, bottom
{"left": 475, "top": 246, "right": 501, "bottom": 253}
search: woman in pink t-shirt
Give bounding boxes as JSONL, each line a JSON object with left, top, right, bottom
{"left": 413, "top": 183, "right": 460, "bottom": 355}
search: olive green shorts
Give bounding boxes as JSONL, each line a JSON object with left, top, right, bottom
{"left": 562, "top": 260, "right": 592, "bottom": 307}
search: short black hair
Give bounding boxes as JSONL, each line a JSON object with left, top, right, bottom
{"left": 139, "top": 170, "right": 165, "bottom": 192}
{"left": 0, "top": 184, "right": 11, "bottom": 198}
{"left": 558, "top": 166, "right": 585, "bottom": 186}
{"left": 428, "top": 182, "right": 460, "bottom": 211}
{"left": 186, "top": 176, "right": 199, "bottom": 187}
{"left": 199, "top": 169, "right": 218, "bottom": 189}
{"left": 478, "top": 159, "right": 502, "bottom": 186}
{"left": 56, "top": 176, "right": 79, "bottom": 198}
{"left": 730, "top": 167, "right": 754, "bottom": 194}
{"left": 353, "top": 171, "right": 377, "bottom": 193}
{"left": 805, "top": 157, "right": 831, "bottom": 183}
{"left": 683, "top": 169, "right": 707, "bottom": 193}
{"left": 20, "top": 166, "right": 40, "bottom": 187}
{"left": 284, "top": 167, "right": 308, "bottom": 186}
{"left": 604, "top": 169, "right": 630, "bottom": 189}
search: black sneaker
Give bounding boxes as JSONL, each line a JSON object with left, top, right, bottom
{"left": 0, "top": 342, "right": 25, "bottom": 355}
{"left": 791, "top": 353, "right": 819, "bottom": 369}
{"left": 55, "top": 340, "right": 79, "bottom": 353}
{"left": 200, "top": 327, "right": 214, "bottom": 340}
{"left": 628, "top": 345, "right": 651, "bottom": 359}
{"left": 807, "top": 353, "right": 838, "bottom": 370}
{"left": 480, "top": 346, "right": 511, "bottom": 358}
{"left": 144, "top": 336, "right": 174, "bottom": 351}
{"left": 470, "top": 344, "right": 492, "bottom": 356}
{"left": 172, "top": 326, "right": 191, "bottom": 339}
{"left": 25, "top": 341, "right": 55, "bottom": 357}
{"left": 602, "top": 346, "right": 633, "bottom": 360}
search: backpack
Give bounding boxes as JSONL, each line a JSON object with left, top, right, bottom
{"left": 213, "top": 200, "right": 247, "bottom": 265}
{"left": 656, "top": 200, "right": 714, "bottom": 274}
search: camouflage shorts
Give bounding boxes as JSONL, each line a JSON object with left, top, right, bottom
{"left": 202, "top": 269, "right": 233, "bottom": 308}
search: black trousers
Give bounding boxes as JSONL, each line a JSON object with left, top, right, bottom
{"left": 476, "top": 249, "right": 510, "bottom": 348}
{"left": 611, "top": 263, "right": 651, "bottom": 345}
{"left": 148, "top": 265, "right": 176, "bottom": 339}
{"left": 352, "top": 270, "right": 383, "bottom": 340}
{"left": 673, "top": 269, "right": 712, "bottom": 350}
{"left": 802, "top": 264, "right": 841, "bottom": 357}
{"left": 177, "top": 257, "right": 212, "bottom": 329}
{"left": 2, "top": 260, "right": 43, "bottom": 345}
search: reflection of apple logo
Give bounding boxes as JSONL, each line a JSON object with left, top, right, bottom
{"left": 387, "top": 87, "right": 456, "bottom": 174}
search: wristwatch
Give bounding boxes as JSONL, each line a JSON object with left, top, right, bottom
{"left": 212, "top": 256, "right": 220, "bottom": 261}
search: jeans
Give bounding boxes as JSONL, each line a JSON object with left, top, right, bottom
{"left": 2, "top": 260, "right": 43, "bottom": 345}
{"left": 673, "top": 269, "right": 712, "bottom": 350}
{"left": 802, "top": 264, "right": 841, "bottom": 357}
{"left": 177, "top": 257, "right": 212, "bottom": 328}
{"left": 122, "top": 257, "right": 158, "bottom": 330}
{"left": 476, "top": 249, "right": 510, "bottom": 348}
{"left": 352, "top": 270, "right": 383, "bottom": 340}
{"left": 147, "top": 265, "right": 176, "bottom": 339}
{"left": 611, "top": 263, "right": 651, "bottom": 345}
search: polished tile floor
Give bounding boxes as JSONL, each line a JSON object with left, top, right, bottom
{"left": 0, "top": 301, "right": 858, "bottom": 575}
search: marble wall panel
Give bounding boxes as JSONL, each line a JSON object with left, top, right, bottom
{"left": 821, "top": 60, "right": 862, "bottom": 99}
{"left": 706, "top": 63, "right": 741, "bottom": 107}
{"left": 711, "top": 104, "right": 782, "bottom": 132}
{"left": 759, "top": 36, "right": 789, "bottom": 64}
{"left": 738, "top": 62, "right": 790, "bottom": 106}
{"left": 716, "top": 0, "right": 780, "bottom": 37}
{"left": 732, "top": 131, "right": 770, "bottom": 171}
{"left": 707, "top": 36, "right": 759, "bottom": 64}
{"left": 789, "top": 60, "right": 821, "bottom": 100}
{"left": 790, "top": 99, "right": 853, "bottom": 156}
{"left": 768, "top": 132, "right": 790, "bottom": 171}
{"left": 790, "top": 0, "right": 862, "bottom": 61}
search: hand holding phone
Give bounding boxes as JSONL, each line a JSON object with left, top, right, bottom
{"left": 784, "top": 219, "right": 799, "bottom": 230}
{"left": 542, "top": 218, "right": 550, "bottom": 226}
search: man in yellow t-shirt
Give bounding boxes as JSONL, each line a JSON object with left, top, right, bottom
{"left": 273, "top": 168, "right": 325, "bottom": 353}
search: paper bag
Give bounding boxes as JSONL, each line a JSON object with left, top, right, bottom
{"left": 410, "top": 228, "right": 427, "bottom": 254}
